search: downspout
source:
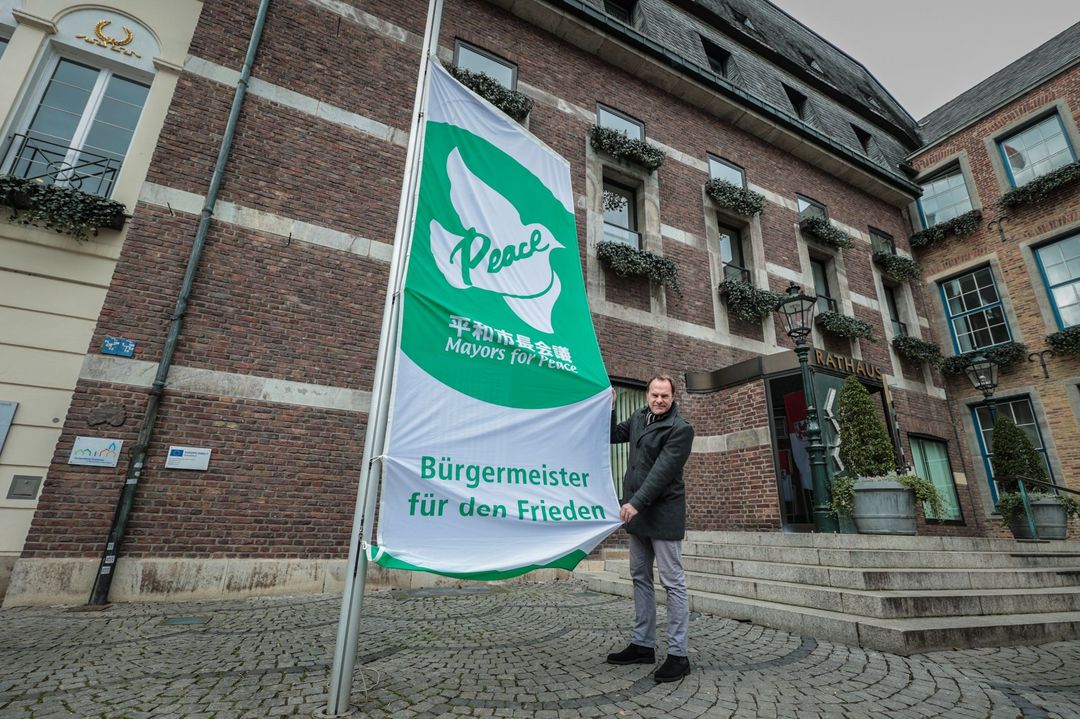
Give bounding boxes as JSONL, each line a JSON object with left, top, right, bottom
{"left": 88, "top": 0, "right": 273, "bottom": 605}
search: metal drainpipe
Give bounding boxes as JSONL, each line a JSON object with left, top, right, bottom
{"left": 88, "top": 0, "right": 273, "bottom": 605}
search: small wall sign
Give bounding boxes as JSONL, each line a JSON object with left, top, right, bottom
{"left": 101, "top": 336, "right": 137, "bottom": 357}
{"left": 69, "top": 437, "right": 123, "bottom": 467}
{"left": 165, "top": 446, "right": 212, "bottom": 471}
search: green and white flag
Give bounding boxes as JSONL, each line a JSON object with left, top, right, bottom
{"left": 370, "top": 61, "right": 620, "bottom": 579}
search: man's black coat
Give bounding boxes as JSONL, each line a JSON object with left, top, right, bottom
{"left": 611, "top": 404, "right": 695, "bottom": 540}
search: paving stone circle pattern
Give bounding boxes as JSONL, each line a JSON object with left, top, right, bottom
{"left": 1, "top": 581, "right": 1078, "bottom": 718}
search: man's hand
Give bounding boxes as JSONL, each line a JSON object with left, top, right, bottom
{"left": 619, "top": 503, "right": 638, "bottom": 524}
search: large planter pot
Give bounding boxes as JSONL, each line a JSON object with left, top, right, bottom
{"left": 851, "top": 479, "right": 916, "bottom": 535}
{"left": 1007, "top": 496, "right": 1068, "bottom": 540}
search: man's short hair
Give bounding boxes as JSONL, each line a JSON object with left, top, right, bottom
{"left": 647, "top": 374, "right": 676, "bottom": 392}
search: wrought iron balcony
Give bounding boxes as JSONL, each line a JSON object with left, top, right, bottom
{"left": 871, "top": 233, "right": 897, "bottom": 255}
{"left": 2, "top": 133, "right": 122, "bottom": 198}
{"left": 892, "top": 319, "right": 908, "bottom": 337}
{"left": 816, "top": 294, "right": 838, "bottom": 314}
{"left": 603, "top": 222, "right": 641, "bottom": 250}
{"left": 722, "top": 262, "right": 751, "bottom": 284}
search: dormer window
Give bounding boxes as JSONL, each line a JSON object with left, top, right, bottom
{"left": 732, "top": 10, "right": 756, "bottom": 31}
{"left": 801, "top": 53, "right": 823, "bottom": 74}
{"left": 782, "top": 84, "right": 809, "bottom": 121}
{"left": 700, "top": 36, "right": 733, "bottom": 79}
{"left": 851, "top": 124, "right": 873, "bottom": 154}
{"left": 604, "top": 0, "right": 636, "bottom": 25}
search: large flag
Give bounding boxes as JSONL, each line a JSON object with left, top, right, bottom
{"left": 369, "top": 61, "right": 621, "bottom": 579}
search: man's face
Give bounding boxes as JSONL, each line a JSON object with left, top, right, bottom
{"left": 647, "top": 379, "right": 674, "bottom": 415}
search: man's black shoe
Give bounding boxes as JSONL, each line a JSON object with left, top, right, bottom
{"left": 653, "top": 654, "right": 690, "bottom": 682}
{"left": 606, "top": 643, "right": 655, "bottom": 665}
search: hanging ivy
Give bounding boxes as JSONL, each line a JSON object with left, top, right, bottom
{"left": 799, "top": 215, "right": 853, "bottom": 250}
{"left": 873, "top": 251, "right": 921, "bottom": 282}
{"left": 909, "top": 209, "right": 981, "bottom": 249}
{"left": 815, "top": 310, "right": 873, "bottom": 340}
{"left": 704, "top": 178, "right": 765, "bottom": 217}
{"left": 596, "top": 240, "right": 680, "bottom": 293}
{"left": 0, "top": 175, "right": 126, "bottom": 240}
{"left": 892, "top": 335, "right": 942, "bottom": 365}
{"left": 589, "top": 126, "right": 665, "bottom": 172}
{"left": 1000, "top": 161, "right": 1080, "bottom": 210}
{"left": 1047, "top": 326, "right": 1080, "bottom": 356}
{"left": 939, "top": 341, "right": 1028, "bottom": 375}
{"left": 445, "top": 66, "right": 534, "bottom": 122}
{"left": 718, "top": 278, "right": 782, "bottom": 322}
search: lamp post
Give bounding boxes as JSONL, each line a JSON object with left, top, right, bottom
{"left": 777, "top": 283, "right": 838, "bottom": 533}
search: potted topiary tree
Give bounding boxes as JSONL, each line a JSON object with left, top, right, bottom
{"left": 991, "top": 415, "right": 1077, "bottom": 539}
{"left": 830, "top": 376, "right": 943, "bottom": 534}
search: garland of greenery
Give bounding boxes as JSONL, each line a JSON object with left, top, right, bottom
{"left": 939, "top": 341, "right": 1027, "bottom": 376}
{"left": 873, "top": 251, "right": 921, "bottom": 282}
{"left": 589, "top": 126, "right": 665, "bottom": 172}
{"left": 830, "top": 472, "right": 857, "bottom": 517}
{"left": 704, "top": 178, "right": 764, "bottom": 217}
{"left": 908, "top": 209, "right": 981, "bottom": 249}
{"left": 1047, "top": 326, "right": 1080, "bottom": 356}
{"left": 815, "top": 310, "right": 873, "bottom": 340}
{"left": 1000, "top": 161, "right": 1080, "bottom": 210}
{"left": 892, "top": 335, "right": 942, "bottom": 365}
{"left": 718, "top": 278, "right": 782, "bottom": 322}
{"left": 829, "top": 473, "right": 945, "bottom": 519}
{"left": 896, "top": 474, "right": 946, "bottom": 518}
{"left": 445, "top": 66, "right": 534, "bottom": 122}
{"left": 596, "top": 240, "right": 680, "bottom": 293}
{"left": 0, "top": 175, "right": 126, "bottom": 240}
{"left": 799, "top": 215, "right": 853, "bottom": 250}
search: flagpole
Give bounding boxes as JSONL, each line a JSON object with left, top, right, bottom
{"left": 324, "top": 0, "right": 443, "bottom": 713}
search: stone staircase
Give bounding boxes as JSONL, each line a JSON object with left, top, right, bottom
{"left": 577, "top": 531, "right": 1080, "bottom": 655}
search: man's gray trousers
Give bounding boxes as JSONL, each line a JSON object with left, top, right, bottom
{"left": 628, "top": 534, "right": 689, "bottom": 656}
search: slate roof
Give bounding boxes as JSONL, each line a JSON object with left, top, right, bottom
{"left": 918, "top": 22, "right": 1080, "bottom": 144}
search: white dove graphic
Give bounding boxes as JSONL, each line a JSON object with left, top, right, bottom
{"left": 430, "top": 148, "right": 563, "bottom": 334}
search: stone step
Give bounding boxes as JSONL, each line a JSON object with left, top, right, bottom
{"left": 603, "top": 562, "right": 1080, "bottom": 618}
{"left": 685, "top": 530, "right": 1080, "bottom": 553}
{"left": 583, "top": 571, "right": 1080, "bottom": 655}
{"left": 677, "top": 555, "right": 1080, "bottom": 590}
{"left": 684, "top": 541, "right": 1080, "bottom": 569}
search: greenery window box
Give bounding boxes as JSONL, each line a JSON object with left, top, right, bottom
{"left": 0, "top": 175, "right": 126, "bottom": 240}
{"left": 908, "top": 209, "right": 981, "bottom": 249}
{"left": 446, "top": 66, "right": 534, "bottom": 122}
{"left": 815, "top": 310, "right": 873, "bottom": 340}
{"left": 798, "top": 215, "right": 852, "bottom": 250}
{"left": 1047, "top": 326, "right": 1080, "bottom": 355}
{"left": 873, "top": 251, "right": 921, "bottom": 282}
{"left": 892, "top": 335, "right": 942, "bottom": 365}
{"left": 596, "top": 239, "right": 680, "bottom": 293}
{"left": 939, "top": 341, "right": 1027, "bottom": 376}
{"left": 589, "top": 126, "right": 665, "bottom": 172}
{"left": 1000, "top": 161, "right": 1080, "bottom": 210}
{"left": 704, "top": 178, "right": 764, "bottom": 217}
{"left": 718, "top": 278, "right": 781, "bottom": 322}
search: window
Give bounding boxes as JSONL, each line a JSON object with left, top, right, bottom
{"left": 701, "top": 37, "right": 733, "bottom": 78}
{"left": 1035, "top": 233, "right": 1080, "bottom": 329}
{"left": 801, "top": 53, "right": 823, "bottom": 74}
{"left": 603, "top": 179, "right": 639, "bottom": 249}
{"left": 732, "top": 10, "right": 756, "bottom": 32}
{"left": 782, "top": 84, "right": 810, "bottom": 120}
{"left": 810, "top": 258, "right": 835, "bottom": 313}
{"left": 851, "top": 124, "right": 873, "bottom": 154}
{"left": 917, "top": 168, "right": 973, "bottom": 229}
{"left": 604, "top": 0, "right": 636, "bottom": 25}
{"left": 719, "top": 223, "right": 748, "bottom": 283}
{"left": 597, "top": 104, "right": 643, "bottom": 141}
{"left": 454, "top": 42, "right": 516, "bottom": 89}
{"left": 971, "top": 397, "right": 1052, "bottom": 502}
{"left": 3, "top": 57, "right": 149, "bottom": 198}
{"left": 611, "top": 382, "right": 647, "bottom": 497}
{"left": 869, "top": 227, "right": 895, "bottom": 255}
{"left": 940, "top": 266, "right": 1011, "bottom": 352}
{"left": 909, "top": 437, "right": 962, "bottom": 521}
{"left": 998, "top": 114, "right": 1075, "bottom": 188}
{"left": 708, "top": 155, "right": 744, "bottom": 187}
{"left": 883, "top": 285, "right": 906, "bottom": 337}
{"left": 797, "top": 195, "right": 826, "bottom": 221}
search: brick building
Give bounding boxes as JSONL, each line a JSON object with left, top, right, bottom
{"left": 0, "top": 0, "right": 1071, "bottom": 605}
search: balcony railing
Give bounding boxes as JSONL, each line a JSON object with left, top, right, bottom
{"left": 891, "top": 319, "right": 908, "bottom": 337}
{"left": 816, "top": 294, "right": 838, "bottom": 314}
{"left": 872, "top": 234, "right": 896, "bottom": 255}
{"left": 603, "top": 222, "right": 641, "bottom": 250}
{"left": 2, "top": 133, "right": 122, "bottom": 198}
{"left": 722, "top": 262, "right": 751, "bottom": 284}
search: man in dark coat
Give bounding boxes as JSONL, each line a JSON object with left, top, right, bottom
{"left": 606, "top": 374, "right": 694, "bottom": 683}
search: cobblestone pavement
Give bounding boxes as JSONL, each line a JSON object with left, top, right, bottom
{"left": 1, "top": 581, "right": 1078, "bottom": 718}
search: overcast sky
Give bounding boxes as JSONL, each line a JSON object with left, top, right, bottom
{"left": 766, "top": 0, "right": 1080, "bottom": 121}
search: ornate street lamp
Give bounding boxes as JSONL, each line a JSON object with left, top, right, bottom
{"left": 777, "top": 283, "right": 838, "bottom": 533}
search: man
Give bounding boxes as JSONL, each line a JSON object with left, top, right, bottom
{"left": 606, "top": 374, "right": 694, "bottom": 683}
